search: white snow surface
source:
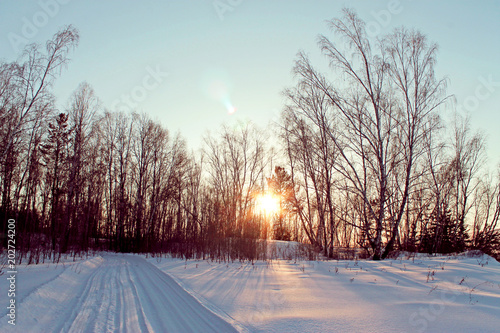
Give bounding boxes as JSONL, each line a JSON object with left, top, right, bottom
{"left": 148, "top": 252, "right": 500, "bottom": 333}
{"left": 1, "top": 250, "right": 500, "bottom": 332}
{"left": 0, "top": 253, "right": 236, "bottom": 333}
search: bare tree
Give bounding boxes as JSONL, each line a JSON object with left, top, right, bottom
{"left": 203, "top": 123, "right": 268, "bottom": 260}
{"left": 0, "top": 26, "right": 79, "bottom": 255}
{"left": 60, "top": 82, "right": 100, "bottom": 253}
{"left": 0, "top": 26, "right": 79, "bottom": 164}
{"left": 380, "top": 28, "right": 448, "bottom": 257}
{"left": 450, "top": 115, "right": 485, "bottom": 232}
{"left": 471, "top": 168, "right": 500, "bottom": 256}
{"left": 282, "top": 9, "right": 448, "bottom": 259}
{"left": 281, "top": 85, "right": 338, "bottom": 256}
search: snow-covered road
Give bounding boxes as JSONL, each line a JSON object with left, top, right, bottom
{"left": 0, "top": 254, "right": 237, "bottom": 333}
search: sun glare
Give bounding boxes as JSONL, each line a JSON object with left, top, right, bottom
{"left": 255, "top": 193, "right": 280, "bottom": 215}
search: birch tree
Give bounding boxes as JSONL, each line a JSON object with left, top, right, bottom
{"left": 283, "top": 8, "right": 447, "bottom": 259}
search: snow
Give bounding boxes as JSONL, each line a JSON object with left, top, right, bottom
{"left": 0, "top": 254, "right": 236, "bottom": 333}
{"left": 1, "top": 251, "right": 499, "bottom": 332}
{"left": 148, "top": 252, "right": 500, "bottom": 332}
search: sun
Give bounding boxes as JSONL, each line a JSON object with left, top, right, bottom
{"left": 255, "top": 193, "right": 280, "bottom": 215}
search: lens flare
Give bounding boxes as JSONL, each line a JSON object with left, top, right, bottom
{"left": 224, "top": 100, "right": 237, "bottom": 114}
{"left": 255, "top": 193, "right": 280, "bottom": 215}
{"left": 200, "top": 67, "right": 236, "bottom": 114}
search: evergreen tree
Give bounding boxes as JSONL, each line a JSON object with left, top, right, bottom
{"left": 421, "top": 207, "right": 469, "bottom": 254}
{"left": 40, "top": 113, "right": 71, "bottom": 251}
{"left": 267, "top": 166, "right": 294, "bottom": 241}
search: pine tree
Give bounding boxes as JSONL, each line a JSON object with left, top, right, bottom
{"left": 267, "top": 166, "right": 294, "bottom": 241}
{"left": 40, "top": 113, "right": 71, "bottom": 251}
{"left": 421, "top": 206, "right": 469, "bottom": 254}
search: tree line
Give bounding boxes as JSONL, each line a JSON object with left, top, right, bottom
{"left": 1, "top": 10, "right": 499, "bottom": 262}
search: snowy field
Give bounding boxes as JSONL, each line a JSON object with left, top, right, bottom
{"left": 1, "top": 251, "right": 500, "bottom": 332}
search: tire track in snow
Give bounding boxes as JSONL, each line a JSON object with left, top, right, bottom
{"left": 63, "top": 261, "right": 107, "bottom": 331}
{"left": 125, "top": 254, "right": 238, "bottom": 332}
{"left": 65, "top": 257, "right": 152, "bottom": 333}
{"left": 65, "top": 259, "right": 126, "bottom": 332}
{"left": 123, "top": 260, "right": 153, "bottom": 332}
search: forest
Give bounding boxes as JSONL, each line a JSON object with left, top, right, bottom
{"left": 1, "top": 10, "right": 499, "bottom": 263}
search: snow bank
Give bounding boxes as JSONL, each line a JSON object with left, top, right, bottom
{"left": 151, "top": 253, "right": 500, "bottom": 332}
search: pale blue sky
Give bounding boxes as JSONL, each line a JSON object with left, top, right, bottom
{"left": 1, "top": 0, "right": 499, "bottom": 169}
